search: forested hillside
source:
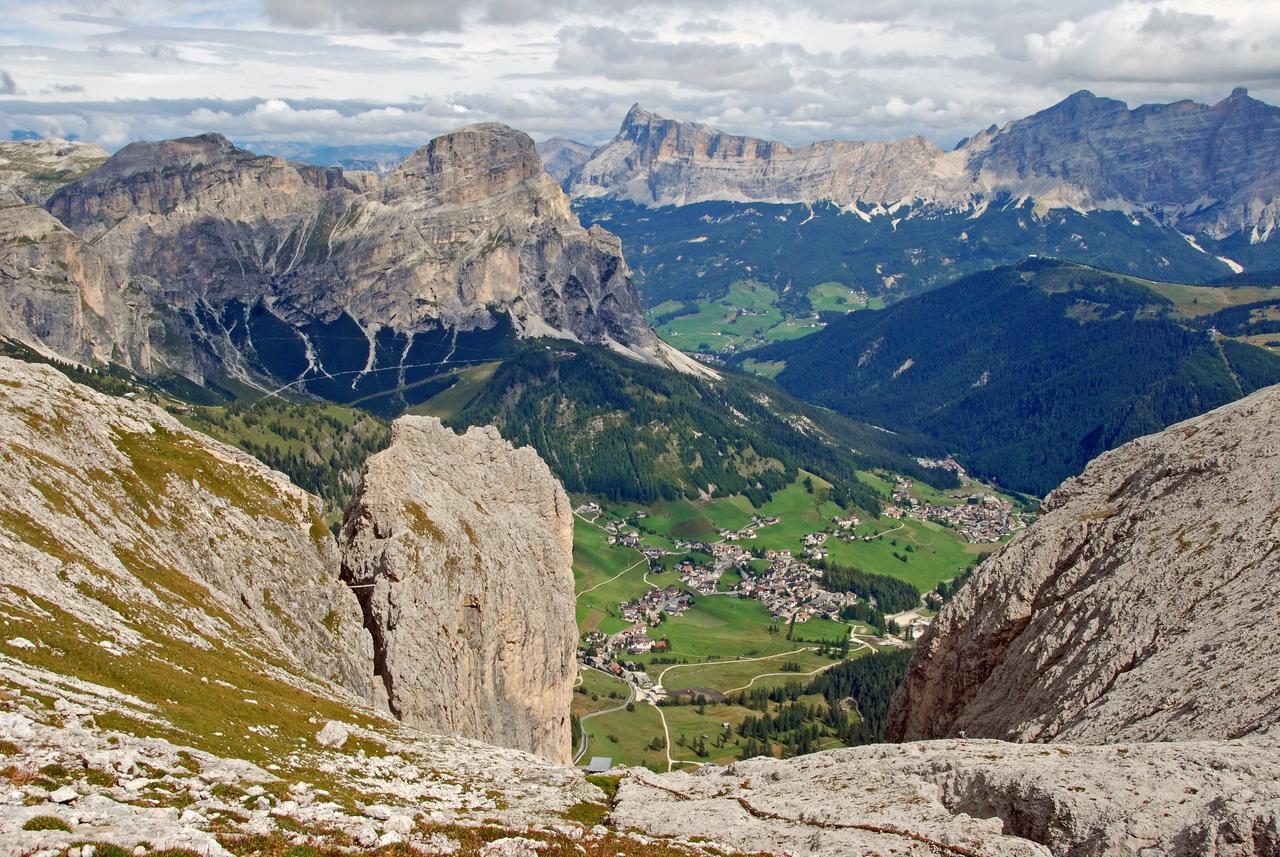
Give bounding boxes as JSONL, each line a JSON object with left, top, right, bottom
{"left": 739, "top": 260, "right": 1280, "bottom": 494}
{"left": 444, "top": 343, "right": 958, "bottom": 509}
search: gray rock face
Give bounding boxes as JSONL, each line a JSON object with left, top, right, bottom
{"left": 573, "top": 104, "right": 966, "bottom": 208}
{"left": 340, "top": 416, "right": 576, "bottom": 763}
{"left": 967, "top": 88, "right": 1280, "bottom": 240}
{"left": 535, "top": 137, "right": 595, "bottom": 186}
{"left": 614, "top": 737, "right": 1280, "bottom": 857}
{"left": 888, "top": 384, "right": 1280, "bottom": 744}
{"left": 0, "top": 202, "right": 161, "bottom": 370}
{"left": 571, "top": 92, "right": 1280, "bottom": 241}
{"left": 25, "top": 126, "right": 665, "bottom": 388}
{"left": 0, "top": 356, "right": 376, "bottom": 698}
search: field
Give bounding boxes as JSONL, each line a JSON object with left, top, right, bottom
{"left": 409, "top": 360, "right": 502, "bottom": 420}
{"left": 659, "top": 647, "right": 853, "bottom": 693}
{"left": 572, "top": 668, "right": 632, "bottom": 719}
{"left": 739, "top": 358, "right": 786, "bottom": 378}
{"left": 580, "top": 699, "right": 667, "bottom": 770}
{"left": 826, "top": 517, "right": 994, "bottom": 591}
{"left": 1137, "top": 280, "right": 1280, "bottom": 316}
{"left": 808, "top": 282, "right": 885, "bottom": 314}
{"left": 640, "top": 595, "right": 847, "bottom": 664}
{"left": 573, "top": 521, "right": 652, "bottom": 634}
{"left": 649, "top": 281, "right": 826, "bottom": 353}
{"left": 592, "top": 472, "right": 987, "bottom": 593}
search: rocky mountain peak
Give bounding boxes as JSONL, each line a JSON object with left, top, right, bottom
{"left": 381, "top": 122, "right": 544, "bottom": 206}
{"left": 80, "top": 132, "right": 250, "bottom": 183}
{"left": 620, "top": 102, "right": 657, "bottom": 131}
{"left": 536, "top": 136, "right": 596, "bottom": 185}
{"left": 6, "top": 121, "right": 678, "bottom": 396}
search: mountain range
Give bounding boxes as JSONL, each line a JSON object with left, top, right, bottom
{"left": 569, "top": 89, "right": 1280, "bottom": 244}
{"left": 552, "top": 92, "right": 1280, "bottom": 305}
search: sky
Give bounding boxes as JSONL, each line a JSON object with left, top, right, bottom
{"left": 0, "top": 0, "right": 1277, "bottom": 152}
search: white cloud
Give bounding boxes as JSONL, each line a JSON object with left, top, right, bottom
{"left": 0, "top": 1, "right": 1275, "bottom": 150}
{"left": 1026, "top": 1, "right": 1280, "bottom": 86}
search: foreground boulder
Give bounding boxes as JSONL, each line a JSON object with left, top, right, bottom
{"left": 614, "top": 737, "right": 1280, "bottom": 856}
{"left": 340, "top": 416, "right": 577, "bottom": 763}
{"left": 887, "top": 385, "right": 1280, "bottom": 744}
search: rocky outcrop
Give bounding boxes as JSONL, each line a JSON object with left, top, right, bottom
{"left": 536, "top": 137, "right": 595, "bottom": 186}
{"left": 888, "top": 384, "right": 1280, "bottom": 744}
{"left": 571, "top": 91, "right": 1280, "bottom": 242}
{"left": 0, "top": 139, "right": 106, "bottom": 206}
{"left": 614, "top": 737, "right": 1280, "bottom": 857}
{"left": 25, "top": 125, "right": 667, "bottom": 392}
{"left": 0, "top": 356, "right": 376, "bottom": 698}
{"left": 572, "top": 104, "right": 969, "bottom": 208}
{"left": 340, "top": 416, "right": 577, "bottom": 763}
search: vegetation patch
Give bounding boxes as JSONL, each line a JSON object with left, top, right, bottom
{"left": 23, "top": 815, "right": 72, "bottom": 832}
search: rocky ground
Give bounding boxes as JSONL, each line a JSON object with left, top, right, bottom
{"left": 0, "top": 665, "right": 696, "bottom": 857}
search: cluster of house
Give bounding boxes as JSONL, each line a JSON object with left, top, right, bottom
{"left": 733, "top": 557, "right": 858, "bottom": 622}
{"left": 676, "top": 558, "right": 724, "bottom": 594}
{"left": 619, "top": 585, "right": 695, "bottom": 626}
{"left": 714, "top": 514, "right": 779, "bottom": 542}
{"left": 888, "top": 479, "right": 1023, "bottom": 543}
{"left": 915, "top": 456, "right": 967, "bottom": 476}
{"left": 578, "top": 631, "right": 657, "bottom": 688}
{"left": 801, "top": 530, "right": 829, "bottom": 560}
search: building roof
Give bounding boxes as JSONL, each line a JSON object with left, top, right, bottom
{"left": 585, "top": 756, "right": 613, "bottom": 773}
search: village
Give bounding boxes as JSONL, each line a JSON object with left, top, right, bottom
{"left": 887, "top": 478, "right": 1024, "bottom": 543}
{"left": 572, "top": 482, "right": 1024, "bottom": 696}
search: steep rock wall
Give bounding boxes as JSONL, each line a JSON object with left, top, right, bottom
{"left": 339, "top": 416, "right": 577, "bottom": 763}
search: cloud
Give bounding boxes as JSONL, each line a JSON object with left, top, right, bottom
{"left": 0, "top": 0, "right": 1277, "bottom": 152}
{"left": 553, "top": 26, "right": 800, "bottom": 93}
{"left": 0, "top": 71, "right": 15, "bottom": 95}
{"left": 262, "top": 0, "right": 466, "bottom": 34}
{"left": 1026, "top": 1, "right": 1280, "bottom": 86}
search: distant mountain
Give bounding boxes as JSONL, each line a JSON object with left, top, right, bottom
{"left": 0, "top": 138, "right": 106, "bottom": 204}
{"left": 573, "top": 90, "right": 1280, "bottom": 244}
{"left": 736, "top": 259, "right": 1280, "bottom": 494}
{"left": 0, "top": 125, "right": 700, "bottom": 406}
{"left": 536, "top": 136, "right": 595, "bottom": 186}
{"left": 241, "top": 140, "right": 416, "bottom": 174}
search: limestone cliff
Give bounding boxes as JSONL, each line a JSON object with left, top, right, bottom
{"left": 572, "top": 104, "right": 968, "bottom": 208}
{"left": 0, "top": 202, "right": 166, "bottom": 372}
{"left": 340, "top": 416, "right": 577, "bottom": 763}
{"left": 26, "top": 125, "right": 667, "bottom": 393}
{"left": 0, "top": 356, "right": 376, "bottom": 699}
{"left": 887, "top": 384, "right": 1280, "bottom": 744}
